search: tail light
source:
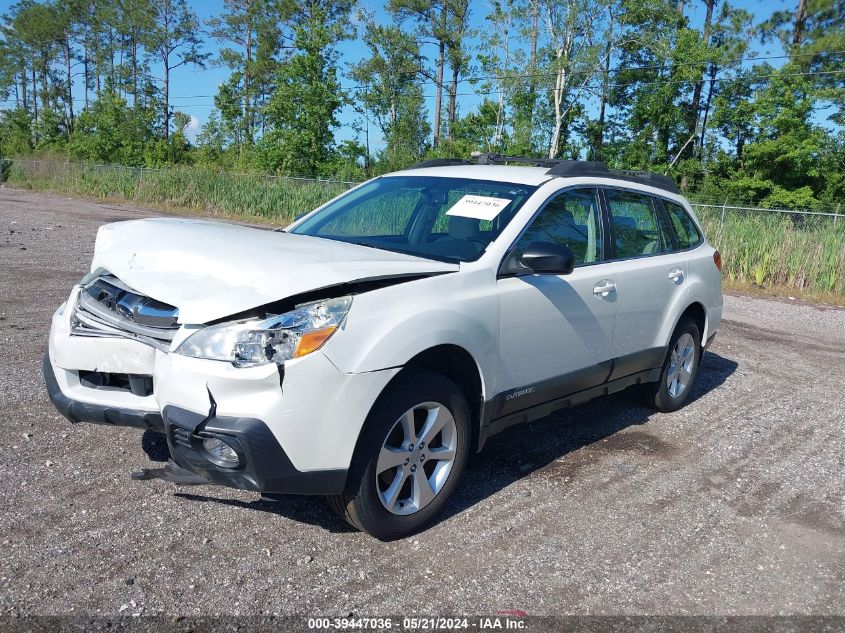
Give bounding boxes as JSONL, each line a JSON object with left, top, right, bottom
{"left": 713, "top": 250, "right": 723, "bottom": 272}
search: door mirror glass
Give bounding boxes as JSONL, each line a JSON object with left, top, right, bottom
{"left": 520, "top": 241, "right": 575, "bottom": 275}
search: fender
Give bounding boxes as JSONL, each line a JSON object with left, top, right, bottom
{"left": 323, "top": 267, "right": 499, "bottom": 402}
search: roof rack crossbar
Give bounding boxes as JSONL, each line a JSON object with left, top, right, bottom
{"left": 471, "top": 152, "right": 562, "bottom": 168}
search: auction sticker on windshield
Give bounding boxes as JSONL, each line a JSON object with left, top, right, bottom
{"left": 445, "top": 195, "right": 512, "bottom": 221}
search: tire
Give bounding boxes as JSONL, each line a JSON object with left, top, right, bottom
{"left": 327, "top": 369, "right": 471, "bottom": 540}
{"left": 636, "top": 316, "right": 701, "bottom": 413}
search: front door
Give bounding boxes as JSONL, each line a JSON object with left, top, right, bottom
{"left": 495, "top": 188, "right": 620, "bottom": 419}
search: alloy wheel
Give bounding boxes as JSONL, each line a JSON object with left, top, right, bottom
{"left": 666, "top": 332, "right": 696, "bottom": 398}
{"left": 375, "top": 401, "right": 457, "bottom": 515}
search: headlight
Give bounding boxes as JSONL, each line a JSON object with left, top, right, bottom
{"left": 175, "top": 296, "right": 352, "bottom": 367}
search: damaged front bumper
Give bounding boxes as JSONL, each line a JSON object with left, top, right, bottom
{"left": 44, "top": 295, "right": 401, "bottom": 496}
{"left": 43, "top": 353, "right": 346, "bottom": 494}
{"left": 44, "top": 353, "right": 164, "bottom": 430}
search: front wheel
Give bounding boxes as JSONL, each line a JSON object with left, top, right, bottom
{"left": 637, "top": 316, "right": 701, "bottom": 412}
{"left": 327, "top": 370, "right": 471, "bottom": 540}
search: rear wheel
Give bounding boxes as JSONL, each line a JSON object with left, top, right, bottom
{"left": 327, "top": 370, "right": 470, "bottom": 540}
{"left": 637, "top": 316, "right": 701, "bottom": 412}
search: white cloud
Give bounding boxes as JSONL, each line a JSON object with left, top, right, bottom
{"left": 185, "top": 115, "right": 202, "bottom": 142}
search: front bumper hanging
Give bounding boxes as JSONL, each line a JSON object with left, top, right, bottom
{"left": 43, "top": 353, "right": 348, "bottom": 496}
{"left": 43, "top": 354, "right": 164, "bottom": 431}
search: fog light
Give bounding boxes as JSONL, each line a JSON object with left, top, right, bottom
{"left": 202, "top": 436, "right": 241, "bottom": 467}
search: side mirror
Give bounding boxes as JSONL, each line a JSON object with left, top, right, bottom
{"left": 519, "top": 241, "right": 575, "bottom": 275}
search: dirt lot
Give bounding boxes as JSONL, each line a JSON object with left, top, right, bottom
{"left": 0, "top": 187, "right": 843, "bottom": 617}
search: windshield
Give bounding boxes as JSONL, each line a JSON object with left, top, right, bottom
{"left": 290, "top": 176, "right": 538, "bottom": 262}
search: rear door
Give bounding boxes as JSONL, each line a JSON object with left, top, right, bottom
{"left": 494, "top": 188, "right": 622, "bottom": 417}
{"left": 603, "top": 188, "right": 688, "bottom": 379}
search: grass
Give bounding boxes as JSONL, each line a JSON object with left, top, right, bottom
{"left": 696, "top": 206, "right": 845, "bottom": 299}
{"left": 6, "top": 157, "right": 845, "bottom": 301}
{"left": 5, "top": 159, "right": 352, "bottom": 225}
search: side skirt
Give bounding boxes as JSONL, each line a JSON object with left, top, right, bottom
{"left": 477, "top": 348, "right": 666, "bottom": 451}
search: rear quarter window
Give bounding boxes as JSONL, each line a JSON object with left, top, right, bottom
{"left": 665, "top": 201, "right": 702, "bottom": 250}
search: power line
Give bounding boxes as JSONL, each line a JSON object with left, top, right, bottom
{"left": 346, "top": 48, "right": 845, "bottom": 90}
{"left": 1, "top": 68, "right": 842, "bottom": 109}
{"left": 412, "top": 68, "right": 845, "bottom": 99}
{"left": 3, "top": 49, "right": 842, "bottom": 108}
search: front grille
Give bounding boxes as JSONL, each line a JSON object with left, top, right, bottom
{"left": 78, "top": 370, "right": 153, "bottom": 397}
{"left": 70, "top": 275, "right": 179, "bottom": 350}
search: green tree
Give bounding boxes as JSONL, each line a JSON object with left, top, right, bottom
{"left": 67, "top": 87, "right": 153, "bottom": 163}
{"left": 207, "top": 0, "right": 292, "bottom": 154}
{"left": 541, "top": 0, "right": 605, "bottom": 159}
{"left": 350, "top": 20, "right": 430, "bottom": 170}
{"left": 389, "top": 0, "right": 453, "bottom": 148}
{"left": 449, "top": 99, "right": 502, "bottom": 153}
{"left": 143, "top": 0, "right": 207, "bottom": 139}
{"left": 257, "top": 0, "right": 351, "bottom": 175}
{"left": 0, "top": 108, "right": 34, "bottom": 155}
{"left": 474, "top": 0, "right": 517, "bottom": 152}
{"left": 604, "top": 0, "right": 689, "bottom": 171}
{"left": 10, "top": 0, "right": 64, "bottom": 135}
{"left": 509, "top": 0, "right": 540, "bottom": 155}
{"left": 741, "top": 66, "right": 826, "bottom": 204}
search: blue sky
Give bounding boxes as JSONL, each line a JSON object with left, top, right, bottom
{"left": 0, "top": 0, "right": 796, "bottom": 148}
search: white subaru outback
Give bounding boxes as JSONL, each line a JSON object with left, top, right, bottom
{"left": 44, "top": 156, "right": 723, "bottom": 539}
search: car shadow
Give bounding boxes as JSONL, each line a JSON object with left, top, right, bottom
{"left": 162, "top": 351, "right": 737, "bottom": 535}
{"left": 440, "top": 350, "right": 737, "bottom": 522}
{"left": 174, "top": 490, "right": 357, "bottom": 533}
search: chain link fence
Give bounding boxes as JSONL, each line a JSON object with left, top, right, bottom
{"left": 4, "top": 157, "right": 844, "bottom": 297}
{"left": 691, "top": 202, "right": 845, "bottom": 295}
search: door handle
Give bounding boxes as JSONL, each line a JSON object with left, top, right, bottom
{"left": 593, "top": 280, "right": 616, "bottom": 296}
{"left": 668, "top": 268, "right": 685, "bottom": 283}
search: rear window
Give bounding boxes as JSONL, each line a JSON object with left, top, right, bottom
{"left": 665, "top": 201, "right": 702, "bottom": 250}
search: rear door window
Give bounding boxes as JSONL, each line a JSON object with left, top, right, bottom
{"left": 605, "top": 189, "right": 672, "bottom": 259}
{"left": 664, "top": 201, "right": 702, "bottom": 250}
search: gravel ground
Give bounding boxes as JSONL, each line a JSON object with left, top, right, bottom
{"left": 0, "top": 187, "right": 843, "bottom": 617}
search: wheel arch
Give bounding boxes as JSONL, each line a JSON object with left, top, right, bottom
{"left": 667, "top": 301, "right": 707, "bottom": 347}
{"left": 342, "top": 343, "right": 486, "bottom": 494}
{"left": 402, "top": 344, "right": 484, "bottom": 452}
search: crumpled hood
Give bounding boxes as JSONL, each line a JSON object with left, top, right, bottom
{"left": 90, "top": 217, "right": 457, "bottom": 323}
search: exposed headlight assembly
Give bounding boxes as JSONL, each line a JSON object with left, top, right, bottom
{"left": 175, "top": 296, "right": 352, "bottom": 367}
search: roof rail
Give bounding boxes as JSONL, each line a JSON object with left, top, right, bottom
{"left": 543, "top": 160, "right": 610, "bottom": 177}
{"left": 409, "top": 152, "right": 680, "bottom": 195}
{"left": 409, "top": 158, "right": 471, "bottom": 168}
{"left": 606, "top": 169, "right": 680, "bottom": 194}
{"left": 544, "top": 161, "right": 679, "bottom": 193}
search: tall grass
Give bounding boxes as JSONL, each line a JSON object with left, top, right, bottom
{"left": 5, "top": 158, "right": 844, "bottom": 299}
{"left": 696, "top": 206, "right": 845, "bottom": 296}
{"left": 6, "top": 159, "right": 352, "bottom": 224}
